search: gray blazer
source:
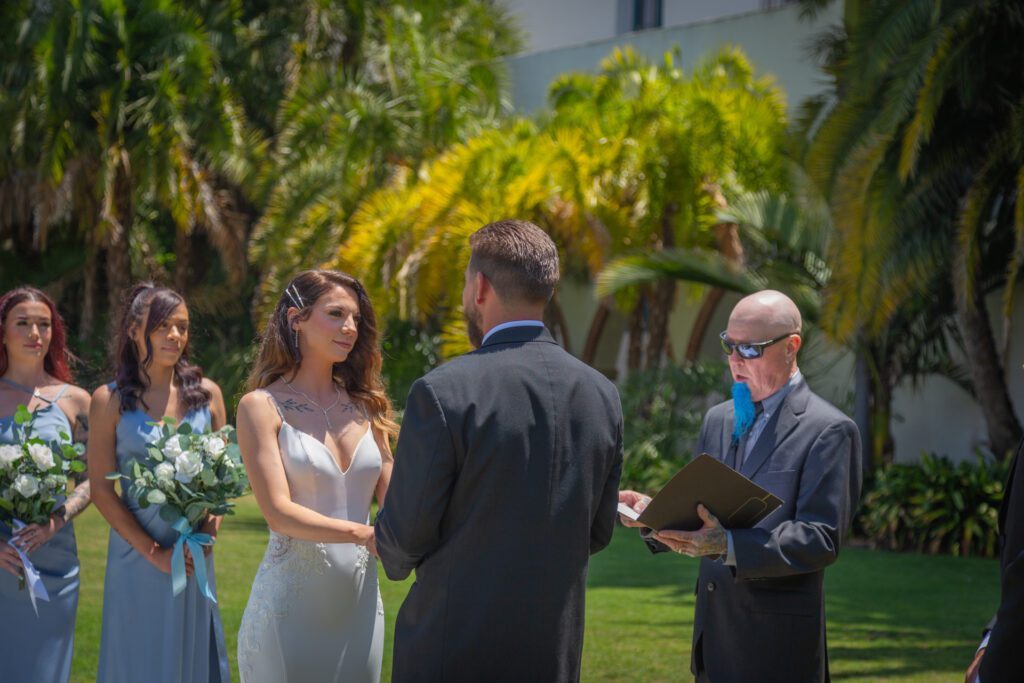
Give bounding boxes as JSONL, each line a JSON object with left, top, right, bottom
{"left": 375, "top": 325, "right": 623, "bottom": 683}
{"left": 686, "top": 378, "right": 862, "bottom": 682}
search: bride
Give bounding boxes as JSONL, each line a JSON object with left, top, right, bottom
{"left": 236, "top": 270, "right": 396, "bottom": 682}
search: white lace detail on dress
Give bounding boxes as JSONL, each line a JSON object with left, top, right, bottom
{"left": 355, "top": 544, "right": 369, "bottom": 577}
{"left": 237, "top": 531, "right": 332, "bottom": 680}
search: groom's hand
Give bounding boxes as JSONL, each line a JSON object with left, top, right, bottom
{"left": 618, "top": 490, "right": 652, "bottom": 528}
{"left": 653, "top": 504, "right": 727, "bottom": 557}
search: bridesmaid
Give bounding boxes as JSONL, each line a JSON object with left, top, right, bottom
{"left": 88, "top": 284, "right": 230, "bottom": 683}
{"left": 0, "top": 286, "right": 91, "bottom": 683}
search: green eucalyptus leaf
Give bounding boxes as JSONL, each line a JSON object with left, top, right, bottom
{"left": 13, "top": 405, "right": 32, "bottom": 425}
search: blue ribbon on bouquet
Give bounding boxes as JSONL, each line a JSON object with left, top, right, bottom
{"left": 11, "top": 519, "right": 50, "bottom": 616}
{"left": 170, "top": 517, "right": 217, "bottom": 603}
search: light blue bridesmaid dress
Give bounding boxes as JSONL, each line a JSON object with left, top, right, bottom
{"left": 0, "top": 383, "right": 79, "bottom": 683}
{"left": 96, "top": 386, "right": 230, "bottom": 683}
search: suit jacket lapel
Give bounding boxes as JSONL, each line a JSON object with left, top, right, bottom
{"left": 740, "top": 380, "right": 810, "bottom": 479}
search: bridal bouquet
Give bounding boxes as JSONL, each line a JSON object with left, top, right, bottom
{"left": 0, "top": 405, "right": 85, "bottom": 611}
{"left": 108, "top": 419, "right": 248, "bottom": 602}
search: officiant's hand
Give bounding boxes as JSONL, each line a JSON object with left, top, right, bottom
{"left": 618, "top": 490, "right": 652, "bottom": 528}
{"left": 652, "top": 504, "right": 727, "bottom": 557}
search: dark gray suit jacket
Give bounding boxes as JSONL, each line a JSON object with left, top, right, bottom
{"left": 375, "top": 325, "right": 623, "bottom": 683}
{"left": 980, "top": 442, "right": 1023, "bottom": 681}
{"left": 687, "top": 378, "right": 862, "bottom": 683}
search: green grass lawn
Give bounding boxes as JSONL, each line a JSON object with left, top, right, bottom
{"left": 66, "top": 496, "right": 999, "bottom": 682}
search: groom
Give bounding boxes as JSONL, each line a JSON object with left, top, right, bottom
{"left": 375, "top": 219, "right": 623, "bottom": 682}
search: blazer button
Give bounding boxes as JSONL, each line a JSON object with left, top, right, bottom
{"left": 707, "top": 582, "right": 716, "bottom": 592}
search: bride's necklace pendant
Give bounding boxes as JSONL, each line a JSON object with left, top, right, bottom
{"left": 286, "top": 380, "right": 343, "bottom": 432}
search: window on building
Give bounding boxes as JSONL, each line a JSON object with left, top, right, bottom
{"left": 632, "top": 0, "right": 662, "bottom": 31}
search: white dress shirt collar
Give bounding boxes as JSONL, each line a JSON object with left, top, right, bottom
{"left": 481, "top": 320, "right": 545, "bottom": 345}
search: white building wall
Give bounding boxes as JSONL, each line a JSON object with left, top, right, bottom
{"left": 662, "top": 0, "right": 766, "bottom": 28}
{"left": 504, "top": 1, "right": 840, "bottom": 113}
{"left": 500, "top": 0, "right": 619, "bottom": 55}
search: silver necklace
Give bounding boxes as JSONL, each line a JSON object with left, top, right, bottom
{"left": 285, "top": 380, "right": 343, "bottom": 431}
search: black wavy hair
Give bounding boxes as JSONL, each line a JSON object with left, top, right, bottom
{"left": 111, "top": 283, "right": 210, "bottom": 414}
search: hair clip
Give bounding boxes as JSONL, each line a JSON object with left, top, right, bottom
{"left": 285, "top": 284, "right": 305, "bottom": 309}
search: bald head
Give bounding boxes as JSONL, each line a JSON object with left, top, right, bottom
{"left": 729, "top": 290, "right": 802, "bottom": 339}
{"left": 724, "top": 290, "right": 802, "bottom": 401}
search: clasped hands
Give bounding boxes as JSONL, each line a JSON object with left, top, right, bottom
{"left": 617, "top": 490, "right": 728, "bottom": 558}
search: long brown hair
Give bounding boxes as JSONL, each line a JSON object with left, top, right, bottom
{"left": 247, "top": 270, "right": 397, "bottom": 437}
{"left": 112, "top": 283, "right": 211, "bottom": 414}
{"left": 0, "top": 286, "right": 74, "bottom": 382}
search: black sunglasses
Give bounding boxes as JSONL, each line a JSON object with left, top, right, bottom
{"left": 719, "top": 331, "right": 795, "bottom": 359}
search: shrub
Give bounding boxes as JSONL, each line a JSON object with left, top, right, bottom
{"left": 618, "top": 362, "right": 729, "bottom": 492}
{"left": 857, "top": 453, "right": 1009, "bottom": 558}
{"left": 380, "top": 318, "right": 441, "bottom": 407}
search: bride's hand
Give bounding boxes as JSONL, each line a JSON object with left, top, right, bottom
{"left": 367, "top": 532, "right": 379, "bottom": 559}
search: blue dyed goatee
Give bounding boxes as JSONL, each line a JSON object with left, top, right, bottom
{"left": 732, "top": 382, "right": 756, "bottom": 441}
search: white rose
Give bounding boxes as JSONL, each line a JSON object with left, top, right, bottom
{"left": 147, "top": 489, "right": 167, "bottom": 505}
{"left": 162, "top": 437, "right": 184, "bottom": 459}
{"left": 154, "top": 462, "right": 176, "bottom": 484}
{"left": 203, "top": 436, "right": 226, "bottom": 457}
{"left": 0, "top": 444, "right": 22, "bottom": 468}
{"left": 173, "top": 451, "right": 203, "bottom": 483}
{"left": 13, "top": 473, "right": 39, "bottom": 498}
{"left": 27, "top": 443, "right": 55, "bottom": 470}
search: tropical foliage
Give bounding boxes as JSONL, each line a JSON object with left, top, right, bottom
{"left": 800, "top": 0, "right": 1024, "bottom": 459}
{"left": 332, "top": 46, "right": 789, "bottom": 364}
{"left": 618, "top": 362, "right": 729, "bottom": 492}
{"left": 857, "top": 454, "right": 1009, "bottom": 558}
{"left": 0, "top": 0, "right": 518, "bottom": 400}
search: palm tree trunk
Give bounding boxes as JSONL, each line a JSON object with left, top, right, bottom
{"left": 686, "top": 287, "right": 726, "bottom": 361}
{"left": 685, "top": 183, "right": 747, "bottom": 360}
{"left": 105, "top": 169, "right": 133, "bottom": 314}
{"left": 175, "top": 225, "right": 192, "bottom": 294}
{"left": 645, "top": 279, "right": 676, "bottom": 369}
{"left": 868, "top": 355, "right": 895, "bottom": 471}
{"left": 581, "top": 297, "right": 612, "bottom": 366}
{"left": 627, "top": 295, "right": 645, "bottom": 373}
{"left": 544, "top": 294, "right": 571, "bottom": 352}
{"left": 645, "top": 204, "right": 679, "bottom": 369}
{"left": 954, "top": 246, "right": 1023, "bottom": 459}
{"left": 80, "top": 228, "right": 99, "bottom": 341}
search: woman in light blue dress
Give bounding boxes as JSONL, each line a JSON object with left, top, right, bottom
{"left": 88, "top": 284, "right": 230, "bottom": 683}
{"left": 0, "top": 286, "right": 92, "bottom": 683}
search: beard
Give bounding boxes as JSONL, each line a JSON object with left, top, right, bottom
{"left": 464, "top": 302, "right": 484, "bottom": 349}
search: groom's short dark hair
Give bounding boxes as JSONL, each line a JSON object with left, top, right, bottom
{"left": 469, "top": 219, "right": 560, "bottom": 304}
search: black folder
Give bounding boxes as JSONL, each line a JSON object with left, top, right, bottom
{"left": 634, "top": 454, "right": 783, "bottom": 531}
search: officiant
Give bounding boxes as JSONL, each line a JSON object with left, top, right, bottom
{"left": 619, "top": 290, "right": 862, "bottom": 683}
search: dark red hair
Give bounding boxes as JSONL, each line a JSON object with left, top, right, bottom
{"left": 0, "top": 286, "right": 74, "bottom": 382}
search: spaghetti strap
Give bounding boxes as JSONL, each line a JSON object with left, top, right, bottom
{"left": 0, "top": 377, "right": 67, "bottom": 404}
{"left": 51, "top": 384, "right": 70, "bottom": 402}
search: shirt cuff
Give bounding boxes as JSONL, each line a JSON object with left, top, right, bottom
{"left": 724, "top": 530, "right": 737, "bottom": 566}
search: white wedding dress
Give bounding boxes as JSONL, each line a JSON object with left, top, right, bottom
{"left": 238, "top": 392, "right": 384, "bottom": 682}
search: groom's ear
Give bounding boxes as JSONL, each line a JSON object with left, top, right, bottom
{"left": 474, "top": 271, "right": 491, "bottom": 305}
